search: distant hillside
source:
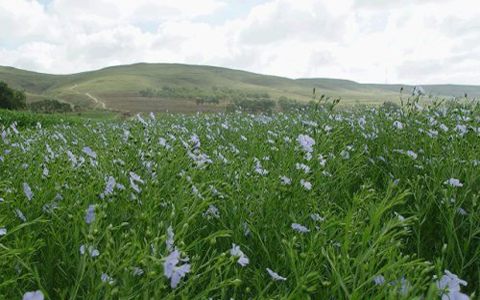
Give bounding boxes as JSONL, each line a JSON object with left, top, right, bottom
{"left": 0, "top": 63, "right": 478, "bottom": 113}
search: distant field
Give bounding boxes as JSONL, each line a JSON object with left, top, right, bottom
{"left": 1, "top": 63, "right": 479, "bottom": 113}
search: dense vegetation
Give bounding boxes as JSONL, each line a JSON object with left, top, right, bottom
{"left": 226, "top": 98, "right": 277, "bottom": 114}
{"left": 0, "top": 81, "right": 26, "bottom": 110}
{"left": 278, "top": 96, "right": 308, "bottom": 111}
{"left": 140, "top": 86, "right": 271, "bottom": 105}
{"left": 0, "top": 109, "right": 82, "bottom": 128}
{"left": 28, "top": 99, "right": 74, "bottom": 114}
{"left": 0, "top": 100, "right": 478, "bottom": 299}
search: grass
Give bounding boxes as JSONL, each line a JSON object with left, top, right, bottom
{"left": 1, "top": 63, "right": 479, "bottom": 113}
{"left": 0, "top": 100, "right": 478, "bottom": 299}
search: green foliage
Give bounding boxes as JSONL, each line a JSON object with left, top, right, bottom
{"left": 28, "top": 99, "right": 73, "bottom": 114}
{"left": 227, "top": 98, "right": 276, "bottom": 113}
{"left": 0, "top": 109, "right": 82, "bottom": 128}
{"left": 381, "top": 101, "right": 401, "bottom": 112}
{"left": 0, "top": 81, "right": 26, "bottom": 110}
{"left": 278, "top": 96, "right": 307, "bottom": 111}
{"left": 0, "top": 101, "right": 478, "bottom": 299}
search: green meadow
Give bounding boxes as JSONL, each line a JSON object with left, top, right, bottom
{"left": 0, "top": 98, "right": 478, "bottom": 299}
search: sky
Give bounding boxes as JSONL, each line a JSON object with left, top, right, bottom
{"left": 1, "top": 0, "right": 479, "bottom": 85}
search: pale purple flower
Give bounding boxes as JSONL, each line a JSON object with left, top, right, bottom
{"left": 437, "top": 270, "right": 469, "bottom": 300}
{"left": 444, "top": 178, "right": 463, "bottom": 187}
{"left": 82, "top": 147, "right": 97, "bottom": 159}
{"left": 166, "top": 226, "right": 175, "bottom": 252}
{"left": 101, "top": 272, "right": 116, "bottom": 285}
{"left": 80, "top": 245, "right": 99, "bottom": 257}
{"left": 394, "top": 212, "right": 405, "bottom": 221}
{"left": 230, "top": 244, "right": 249, "bottom": 267}
{"left": 318, "top": 154, "right": 327, "bottom": 166}
{"left": 280, "top": 176, "right": 292, "bottom": 185}
{"left": 304, "top": 152, "right": 312, "bottom": 161}
{"left": 310, "top": 213, "right": 325, "bottom": 222}
{"left": 406, "top": 150, "right": 418, "bottom": 159}
{"left": 137, "top": 114, "right": 148, "bottom": 126}
{"left": 0, "top": 228, "right": 6, "bottom": 236}
{"left": 189, "top": 134, "right": 200, "bottom": 150}
{"left": 15, "top": 209, "right": 27, "bottom": 222}
{"left": 42, "top": 202, "right": 59, "bottom": 213}
{"left": 163, "top": 249, "right": 191, "bottom": 288}
{"left": 428, "top": 129, "right": 439, "bottom": 138}
{"left": 374, "top": 275, "right": 386, "bottom": 285}
{"left": 85, "top": 205, "right": 96, "bottom": 224}
{"left": 23, "top": 290, "right": 44, "bottom": 300}
{"left": 103, "top": 176, "right": 116, "bottom": 197}
{"left": 266, "top": 268, "right": 287, "bottom": 280}
{"left": 446, "top": 291, "right": 470, "bottom": 300}
{"left": 300, "top": 179, "right": 312, "bottom": 190}
{"left": 46, "top": 144, "right": 55, "bottom": 158}
{"left": 358, "top": 117, "right": 366, "bottom": 128}
{"left": 254, "top": 160, "right": 269, "bottom": 175}
{"left": 23, "top": 183, "right": 33, "bottom": 201}
{"left": 455, "top": 125, "right": 468, "bottom": 136}
{"left": 297, "top": 134, "right": 315, "bottom": 153}
{"left": 296, "top": 163, "right": 310, "bottom": 174}
{"left": 132, "top": 267, "right": 144, "bottom": 276}
{"left": 398, "top": 277, "right": 411, "bottom": 295}
{"left": 291, "top": 223, "right": 309, "bottom": 233}
{"left": 43, "top": 166, "right": 49, "bottom": 177}
{"left": 242, "top": 222, "right": 251, "bottom": 236}
{"left": 66, "top": 150, "right": 77, "bottom": 165}
{"left": 129, "top": 172, "right": 144, "bottom": 183}
{"left": 340, "top": 150, "right": 350, "bottom": 159}
{"left": 203, "top": 205, "right": 220, "bottom": 219}
{"left": 393, "top": 121, "right": 403, "bottom": 130}
{"left": 440, "top": 124, "right": 449, "bottom": 132}
{"left": 159, "top": 138, "right": 167, "bottom": 147}
{"left": 188, "top": 152, "right": 212, "bottom": 167}
{"left": 130, "top": 179, "right": 141, "bottom": 193}
{"left": 302, "top": 120, "right": 318, "bottom": 127}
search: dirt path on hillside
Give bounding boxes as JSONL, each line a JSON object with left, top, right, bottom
{"left": 69, "top": 84, "right": 106, "bottom": 109}
{"left": 85, "top": 93, "right": 107, "bottom": 109}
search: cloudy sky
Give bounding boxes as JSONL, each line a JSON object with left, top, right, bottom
{"left": 1, "top": 0, "right": 479, "bottom": 84}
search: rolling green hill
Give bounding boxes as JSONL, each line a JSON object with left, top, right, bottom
{"left": 0, "top": 63, "right": 478, "bottom": 113}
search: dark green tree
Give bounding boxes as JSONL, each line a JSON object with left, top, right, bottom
{"left": 0, "top": 81, "right": 26, "bottom": 110}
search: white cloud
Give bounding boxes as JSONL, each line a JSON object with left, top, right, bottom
{"left": 0, "top": 0, "right": 479, "bottom": 84}
{"left": 0, "top": 0, "right": 54, "bottom": 40}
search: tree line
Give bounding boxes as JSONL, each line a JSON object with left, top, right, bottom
{"left": 1, "top": 81, "right": 73, "bottom": 114}
{"left": 139, "top": 86, "right": 271, "bottom": 105}
{"left": 139, "top": 86, "right": 313, "bottom": 113}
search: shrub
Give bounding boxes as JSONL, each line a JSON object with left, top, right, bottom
{"left": 28, "top": 99, "right": 73, "bottom": 114}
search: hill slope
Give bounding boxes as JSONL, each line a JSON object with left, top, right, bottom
{"left": 0, "top": 63, "right": 478, "bottom": 112}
